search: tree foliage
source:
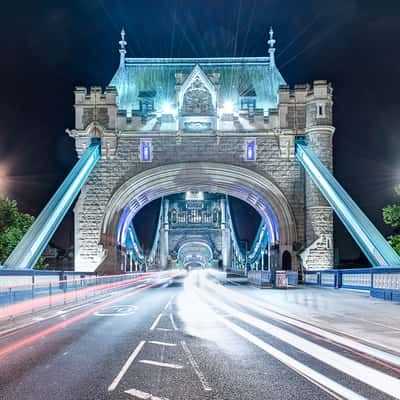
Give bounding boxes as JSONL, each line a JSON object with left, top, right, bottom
{"left": 388, "top": 234, "right": 400, "bottom": 256}
{"left": 0, "top": 199, "right": 45, "bottom": 267}
{"left": 383, "top": 185, "right": 400, "bottom": 255}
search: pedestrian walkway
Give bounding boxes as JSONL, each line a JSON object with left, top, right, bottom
{"left": 232, "top": 284, "right": 400, "bottom": 353}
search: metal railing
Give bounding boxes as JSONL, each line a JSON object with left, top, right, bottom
{"left": 0, "top": 272, "right": 152, "bottom": 319}
{"left": 304, "top": 267, "right": 400, "bottom": 301}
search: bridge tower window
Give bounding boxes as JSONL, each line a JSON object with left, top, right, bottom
{"left": 245, "top": 140, "right": 256, "bottom": 161}
{"left": 140, "top": 140, "right": 152, "bottom": 162}
{"left": 171, "top": 209, "right": 177, "bottom": 224}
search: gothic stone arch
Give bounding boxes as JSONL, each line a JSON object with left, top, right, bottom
{"left": 76, "top": 162, "right": 298, "bottom": 273}
{"left": 70, "top": 61, "right": 334, "bottom": 273}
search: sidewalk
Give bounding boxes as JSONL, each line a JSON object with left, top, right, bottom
{"left": 234, "top": 284, "right": 400, "bottom": 354}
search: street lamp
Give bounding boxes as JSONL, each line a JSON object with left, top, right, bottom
{"left": 0, "top": 165, "right": 8, "bottom": 198}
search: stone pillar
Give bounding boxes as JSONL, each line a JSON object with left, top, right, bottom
{"left": 302, "top": 80, "right": 334, "bottom": 270}
{"left": 220, "top": 198, "right": 232, "bottom": 270}
{"left": 159, "top": 199, "right": 169, "bottom": 269}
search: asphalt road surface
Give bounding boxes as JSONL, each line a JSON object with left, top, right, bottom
{"left": 0, "top": 270, "right": 400, "bottom": 400}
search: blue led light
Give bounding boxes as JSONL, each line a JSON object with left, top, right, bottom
{"left": 246, "top": 140, "right": 256, "bottom": 161}
{"left": 141, "top": 141, "right": 151, "bottom": 162}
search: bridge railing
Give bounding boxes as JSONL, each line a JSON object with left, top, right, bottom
{"left": 0, "top": 272, "right": 154, "bottom": 319}
{"left": 304, "top": 267, "right": 400, "bottom": 301}
{"left": 247, "top": 270, "right": 298, "bottom": 287}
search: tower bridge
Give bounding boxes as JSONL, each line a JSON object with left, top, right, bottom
{"left": 1, "top": 28, "right": 399, "bottom": 273}
{"left": 124, "top": 192, "right": 271, "bottom": 273}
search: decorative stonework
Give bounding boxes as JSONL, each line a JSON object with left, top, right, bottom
{"left": 69, "top": 39, "right": 334, "bottom": 273}
{"left": 182, "top": 78, "right": 213, "bottom": 115}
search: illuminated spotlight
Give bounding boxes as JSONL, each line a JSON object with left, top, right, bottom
{"left": 221, "top": 100, "right": 234, "bottom": 115}
{"left": 0, "top": 164, "right": 8, "bottom": 198}
{"left": 185, "top": 191, "right": 204, "bottom": 200}
{"left": 161, "top": 102, "right": 176, "bottom": 115}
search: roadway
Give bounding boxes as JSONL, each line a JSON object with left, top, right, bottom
{"left": 0, "top": 271, "right": 399, "bottom": 400}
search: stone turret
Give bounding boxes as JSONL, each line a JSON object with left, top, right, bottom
{"left": 302, "top": 80, "right": 335, "bottom": 269}
{"left": 73, "top": 86, "right": 117, "bottom": 131}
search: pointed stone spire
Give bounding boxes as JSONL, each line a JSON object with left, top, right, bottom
{"left": 268, "top": 27, "right": 276, "bottom": 67}
{"left": 119, "top": 28, "right": 127, "bottom": 66}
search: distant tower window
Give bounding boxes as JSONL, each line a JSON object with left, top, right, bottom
{"left": 139, "top": 99, "right": 155, "bottom": 116}
{"left": 140, "top": 140, "right": 152, "bottom": 162}
{"left": 245, "top": 140, "right": 256, "bottom": 161}
{"left": 171, "top": 209, "right": 177, "bottom": 224}
{"left": 317, "top": 103, "right": 325, "bottom": 118}
{"left": 240, "top": 97, "right": 256, "bottom": 111}
{"left": 213, "top": 209, "right": 219, "bottom": 224}
{"left": 138, "top": 90, "right": 156, "bottom": 117}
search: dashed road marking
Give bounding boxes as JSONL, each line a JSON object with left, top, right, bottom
{"left": 125, "top": 388, "right": 170, "bottom": 399}
{"left": 181, "top": 340, "right": 212, "bottom": 392}
{"left": 150, "top": 313, "right": 163, "bottom": 331}
{"left": 169, "top": 313, "right": 178, "bottom": 330}
{"left": 148, "top": 340, "right": 177, "bottom": 347}
{"left": 205, "top": 292, "right": 400, "bottom": 399}
{"left": 139, "top": 359, "right": 183, "bottom": 369}
{"left": 156, "top": 328, "right": 172, "bottom": 332}
{"left": 108, "top": 340, "right": 146, "bottom": 392}
{"left": 164, "top": 295, "right": 174, "bottom": 311}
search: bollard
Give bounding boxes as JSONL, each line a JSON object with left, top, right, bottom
{"left": 31, "top": 283, "right": 35, "bottom": 313}
{"left": 49, "top": 283, "right": 52, "bottom": 308}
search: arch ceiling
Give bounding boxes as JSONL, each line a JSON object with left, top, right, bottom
{"left": 102, "top": 162, "right": 297, "bottom": 250}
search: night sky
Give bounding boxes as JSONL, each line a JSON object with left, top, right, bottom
{"left": 0, "top": 1, "right": 399, "bottom": 262}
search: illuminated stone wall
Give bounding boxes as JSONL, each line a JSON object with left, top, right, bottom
{"left": 69, "top": 80, "right": 334, "bottom": 273}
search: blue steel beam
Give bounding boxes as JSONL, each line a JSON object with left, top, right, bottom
{"left": 247, "top": 220, "right": 269, "bottom": 264}
{"left": 295, "top": 138, "right": 400, "bottom": 267}
{"left": 126, "top": 224, "right": 144, "bottom": 261}
{"left": 226, "top": 196, "right": 268, "bottom": 265}
{"left": 2, "top": 139, "right": 101, "bottom": 270}
{"left": 225, "top": 196, "right": 245, "bottom": 264}
{"left": 148, "top": 200, "right": 163, "bottom": 264}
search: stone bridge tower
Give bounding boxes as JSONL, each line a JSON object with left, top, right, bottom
{"left": 68, "top": 29, "right": 334, "bottom": 273}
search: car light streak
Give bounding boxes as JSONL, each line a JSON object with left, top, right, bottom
{"left": 205, "top": 277, "right": 400, "bottom": 371}
{"left": 0, "top": 275, "right": 149, "bottom": 319}
{"left": 0, "top": 274, "right": 179, "bottom": 359}
{"left": 198, "top": 285, "right": 400, "bottom": 399}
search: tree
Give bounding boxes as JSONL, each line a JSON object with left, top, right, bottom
{"left": 383, "top": 185, "right": 400, "bottom": 255}
{"left": 0, "top": 199, "right": 45, "bottom": 267}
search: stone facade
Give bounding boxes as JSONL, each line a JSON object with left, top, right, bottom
{"left": 68, "top": 33, "right": 334, "bottom": 273}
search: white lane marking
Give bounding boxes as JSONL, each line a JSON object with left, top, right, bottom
{"left": 150, "top": 313, "right": 163, "bottom": 331}
{"left": 156, "top": 328, "right": 172, "bottom": 332}
{"left": 181, "top": 341, "right": 212, "bottom": 392}
{"left": 125, "top": 388, "right": 170, "bottom": 400}
{"left": 169, "top": 313, "right": 178, "bottom": 330}
{"left": 213, "top": 308, "right": 367, "bottom": 400}
{"left": 208, "top": 281, "right": 400, "bottom": 368}
{"left": 204, "top": 291, "right": 400, "bottom": 399}
{"left": 108, "top": 340, "right": 146, "bottom": 392}
{"left": 139, "top": 360, "right": 183, "bottom": 369}
{"left": 148, "top": 341, "right": 177, "bottom": 347}
{"left": 164, "top": 295, "right": 174, "bottom": 311}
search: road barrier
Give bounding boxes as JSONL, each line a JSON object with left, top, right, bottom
{"left": 247, "top": 270, "right": 298, "bottom": 288}
{"left": 0, "top": 271, "right": 180, "bottom": 319}
{"left": 304, "top": 267, "right": 400, "bottom": 301}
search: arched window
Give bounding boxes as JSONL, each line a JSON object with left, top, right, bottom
{"left": 213, "top": 209, "right": 219, "bottom": 224}
{"left": 171, "top": 209, "right": 177, "bottom": 224}
{"left": 282, "top": 251, "right": 292, "bottom": 270}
